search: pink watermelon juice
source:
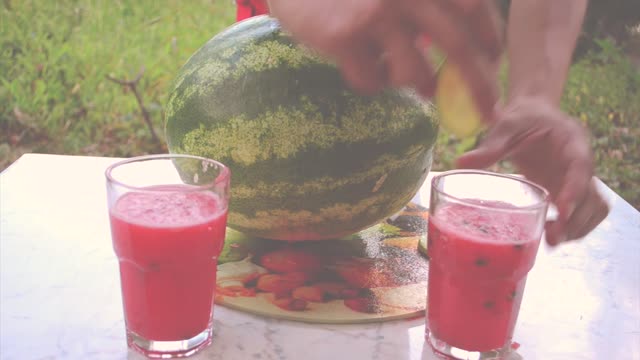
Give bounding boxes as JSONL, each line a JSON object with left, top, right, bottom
{"left": 109, "top": 186, "right": 227, "bottom": 342}
{"left": 427, "top": 200, "right": 541, "bottom": 352}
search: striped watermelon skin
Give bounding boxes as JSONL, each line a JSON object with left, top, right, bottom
{"left": 165, "top": 16, "right": 439, "bottom": 241}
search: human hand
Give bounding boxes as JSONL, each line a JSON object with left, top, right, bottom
{"left": 457, "top": 97, "right": 610, "bottom": 246}
{"left": 267, "top": 0, "right": 503, "bottom": 119}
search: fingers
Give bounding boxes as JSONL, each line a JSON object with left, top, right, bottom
{"left": 376, "top": 20, "right": 433, "bottom": 88}
{"left": 455, "top": 142, "right": 506, "bottom": 170}
{"left": 404, "top": 1, "right": 499, "bottom": 117}
{"left": 456, "top": 116, "right": 511, "bottom": 169}
{"left": 338, "top": 42, "right": 386, "bottom": 94}
{"left": 567, "top": 185, "right": 609, "bottom": 240}
{"left": 554, "top": 130, "right": 593, "bottom": 221}
{"left": 545, "top": 220, "right": 565, "bottom": 246}
{"left": 412, "top": 0, "right": 502, "bottom": 117}
{"left": 273, "top": 0, "right": 503, "bottom": 106}
{"left": 566, "top": 180, "right": 610, "bottom": 239}
{"left": 545, "top": 179, "right": 610, "bottom": 246}
{"left": 555, "top": 157, "right": 592, "bottom": 222}
{"left": 414, "top": 60, "right": 438, "bottom": 98}
{"left": 440, "top": 0, "right": 504, "bottom": 59}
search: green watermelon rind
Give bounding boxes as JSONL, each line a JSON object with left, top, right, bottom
{"left": 165, "top": 15, "right": 439, "bottom": 240}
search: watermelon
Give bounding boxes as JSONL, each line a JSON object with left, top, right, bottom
{"left": 165, "top": 15, "right": 439, "bottom": 241}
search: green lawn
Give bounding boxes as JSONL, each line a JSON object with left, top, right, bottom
{"left": 1, "top": 0, "right": 235, "bottom": 156}
{"left": 2, "top": 0, "right": 639, "bottom": 209}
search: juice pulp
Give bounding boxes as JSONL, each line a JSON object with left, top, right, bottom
{"left": 427, "top": 201, "right": 541, "bottom": 352}
{"left": 109, "top": 186, "right": 227, "bottom": 341}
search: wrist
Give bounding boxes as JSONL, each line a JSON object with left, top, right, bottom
{"left": 507, "top": 78, "right": 561, "bottom": 106}
{"left": 507, "top": 85, "right": 561, "bottom": 107}
{"left": 503, "top": 94, "right": 557, "bottom": 113}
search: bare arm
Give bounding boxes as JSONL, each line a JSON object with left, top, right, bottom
{"left": 459, "top": 1, "right": 609, "bottom": 247}
{"left": 507, "top": 0, "right": 588, "bottom": 105}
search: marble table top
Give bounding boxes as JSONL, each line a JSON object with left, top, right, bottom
{"left": 1, "top": 154, "right": 639, "bottom": 360}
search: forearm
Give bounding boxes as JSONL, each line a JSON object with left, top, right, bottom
{"left": 507, "top": 0, "right": 588, "bottom": 105}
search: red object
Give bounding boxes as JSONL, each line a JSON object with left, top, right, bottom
{"left": 259, "top": 248, "right": 323, "bottom": 273}
{"left": 110, "top": 187, "right": 227, "bottom": 341}
{"left": 236, "top": 0, "right": 269, "bottom": 22}
{"left": 427, "top": 201, "right": 540, "bottom": 351}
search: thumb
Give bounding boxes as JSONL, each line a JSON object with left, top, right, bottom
{"left": 456, "top": 131, "right": 510, "bottom": 169}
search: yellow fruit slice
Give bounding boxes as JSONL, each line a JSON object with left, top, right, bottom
{"left": 435, "top": 63, "right": 484, "bottom": 138}
{"left": 418, "top": 235, "right": 428, "bottom": 258}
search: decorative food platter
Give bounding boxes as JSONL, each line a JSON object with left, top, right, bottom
{"left": 215, "top": 203, "right": 430, "bottom": 324}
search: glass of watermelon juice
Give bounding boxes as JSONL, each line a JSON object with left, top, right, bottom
{"left": 426, "top": 170, "right": 549, "bottom": 359}
{"left": 105, "top": 154, "right": 230, "bottom": 358}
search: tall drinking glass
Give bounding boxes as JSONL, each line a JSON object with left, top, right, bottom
{"left": 426, "top": 170, "right": 549, "bottom": 359}
{"left": 106, "top": 154, "right": 230, "bottom": 358}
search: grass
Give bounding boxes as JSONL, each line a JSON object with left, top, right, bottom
{"left": 1, "top": 0, "right": 235, "bottom": 157}
{"left": 1, "top": 0, "right": 639, "bottom": 209}
{"left": 562, "top": 39, "right": 640, "bottom": 209}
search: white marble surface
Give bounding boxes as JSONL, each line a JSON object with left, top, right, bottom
{"left": 1, "top": 154, "right": 639, "bottom": 360}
